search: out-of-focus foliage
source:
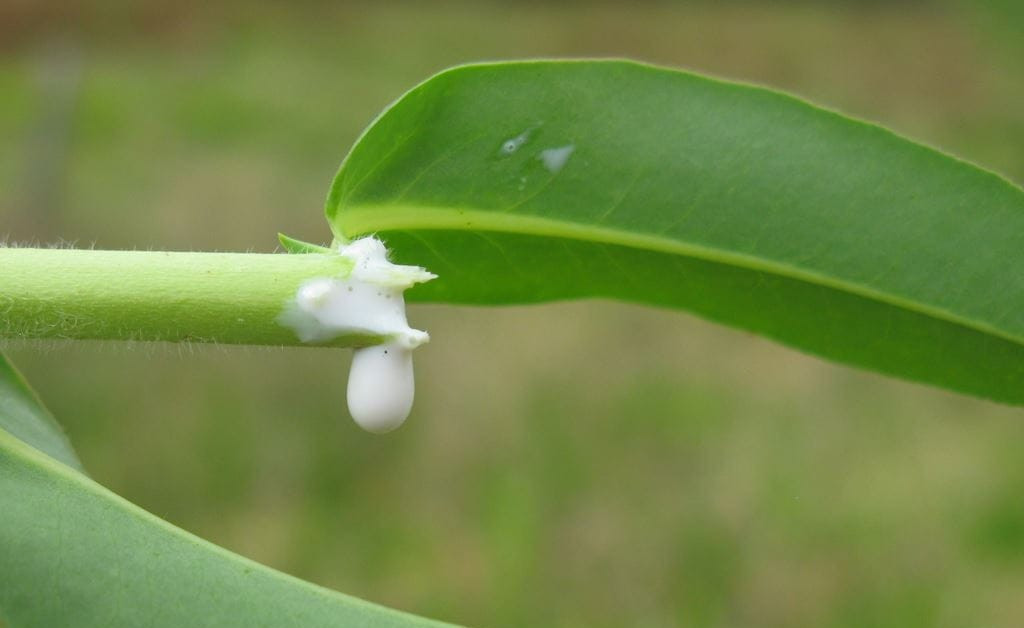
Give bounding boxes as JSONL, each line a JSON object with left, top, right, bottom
{"left": 2, "top": 2, "right": 1024, "bottom": 627}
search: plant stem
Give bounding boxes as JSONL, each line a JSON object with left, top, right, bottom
{"left": 0, "top": 247, "right": 385, "bottom": 347}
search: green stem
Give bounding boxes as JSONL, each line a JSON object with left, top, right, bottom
{"left": 0, "top": 247, "right": 378, "bottom": 347}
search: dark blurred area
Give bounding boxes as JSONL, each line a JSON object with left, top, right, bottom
{"left": 3, "top": 1, "right": 1024, "bottom": 627}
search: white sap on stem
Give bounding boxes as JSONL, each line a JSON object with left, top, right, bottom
{"left": 278, "top": 237, "right": 435, "bottom": 433}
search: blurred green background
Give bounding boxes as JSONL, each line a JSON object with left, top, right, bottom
{"left": 3, "top": 1, "right": 1024, "bottom": 626}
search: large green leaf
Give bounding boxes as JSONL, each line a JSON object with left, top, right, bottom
{"left": 0, "top": 351, "right": 454, "bottom": 628}
{"left": 327, "top": 60, "right": 1024, "bottom": 405}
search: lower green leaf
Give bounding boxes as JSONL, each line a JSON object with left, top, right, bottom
{"left": 0, "top": 352, "right": 454, "bottom": 628}
{"left": 0, "top": 353, "right": 83, "bottom": 473}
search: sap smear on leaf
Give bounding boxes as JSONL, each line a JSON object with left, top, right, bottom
{"left": 539, "top": 144, "right": 575, "bottom": 173}
{"left": 499, "top": 129, "right": 531, "bottom": 155}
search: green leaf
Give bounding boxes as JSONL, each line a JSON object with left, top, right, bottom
{"left": 278, "top": 232, "right": 334, "bottom": 254}
{"left": 0, "top": 352, "right": 455, "bottom": 628}
{"left": 0, "top": 350, "right": 83, "bottom": 472}
{"left": 327, "top": 60, "right": 1024, "bottom": 405}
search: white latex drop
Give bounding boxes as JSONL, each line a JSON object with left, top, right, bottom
{"left": 347, "top": 343, "right": 414, "bottom": 433}
{"left": 277, "top": 236, "right": 434, "bottom": 433}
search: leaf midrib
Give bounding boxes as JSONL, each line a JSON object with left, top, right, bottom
{"left": 337, "top": 204, "right": 1024, "bottom": 348}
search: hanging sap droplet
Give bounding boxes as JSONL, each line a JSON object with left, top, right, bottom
{"left": 347, "top": 342, "right": 414, "bottom": 434}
